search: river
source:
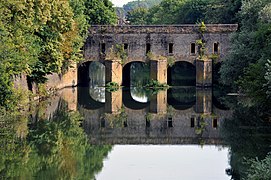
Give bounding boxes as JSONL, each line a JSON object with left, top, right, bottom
{"left": 1, "top": 62, "right": 270, "bottom": 180}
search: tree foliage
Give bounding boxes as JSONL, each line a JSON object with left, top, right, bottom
{"left": 0, "top": 0, "right": 117, "bottom": 109}
{"left": 220, "top": 0, "right": 271, "bottom": 107}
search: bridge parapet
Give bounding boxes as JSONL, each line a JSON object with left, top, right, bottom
{"left": 89, "top": 24, "right": 238, "bottom": 34}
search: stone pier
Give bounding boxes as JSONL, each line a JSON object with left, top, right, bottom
{"left": 105, "top": 59, "right": 122, "bottom": 85}
{"left": 195, "top": 88, "right": 213, "bottom": 114}
{"left": 105, "top": 89, "right": 123, "bottom": 114}
{"left": 196, "top": 59, "right": 213, "bottom": 87}
{"left": 150, "top": 90, "right": 167, "bottom": 114}
{"left": 150, "top": 59, "right": 167, "bottom": 84}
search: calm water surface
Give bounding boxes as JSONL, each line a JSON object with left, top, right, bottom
{"left": 1, "top": 62, "right": 271, "bottom": 180}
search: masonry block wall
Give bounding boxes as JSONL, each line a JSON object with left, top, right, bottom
{"left": 84, "top": 25, "right": 237, "bottom": 86}
{"left": 85, "top": 25, "right": 237, "bottom": 64}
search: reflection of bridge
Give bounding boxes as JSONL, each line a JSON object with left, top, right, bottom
{"left": 82, "top": 25, "right": 237, "bottom": 87}
{"left": 77, "top": 88, "right": 232, "bottom": 145}
{"left": 79, "top": 87, "right": 222, "bottom": 114}
{"left": 38, "top": 87, "right": 232, "bottom": 145}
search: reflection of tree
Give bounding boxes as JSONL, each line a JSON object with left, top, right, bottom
{"left": 170, "top": 87, "right": 196, "bottom": 103}
{"left": 0, "top": 101, "right": 112, "bottom": 179}
{"left": 170, "top": 62, "right": 196, "bottom": 86}
{"left": 221, "top": 103, "right": 271, "bottom": 180}
{"left": 130, "top": 63, "right": 150, "bottom": 87}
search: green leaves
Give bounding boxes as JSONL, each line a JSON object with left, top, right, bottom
{"left": 84, "top": 0, "right": 117, "bottom": 25}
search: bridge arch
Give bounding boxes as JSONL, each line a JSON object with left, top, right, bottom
{"left": 78, "top": 61, "right": 105, "bottom": 86}
{"left": 168, "top": 61, "right": 196, "bottom": 86}
{"left": 122, "top": 61, "right": 150, "bottom": 87}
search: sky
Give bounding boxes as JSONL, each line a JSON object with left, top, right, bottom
{"left": 110, "top": 0, "right": 132, "bottom": 7}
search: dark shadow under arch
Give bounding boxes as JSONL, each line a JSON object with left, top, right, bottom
{"left": 167, "top": 87, "right": 196, "bottom": 110}
{"left": 78, "top": 61, "right": 92, "bottom": 87}
{"left": 168, "top": 61, "right": 196, "bottom": 86}
{"left": 78, "top": 87, "right": 105, "bottom": 110}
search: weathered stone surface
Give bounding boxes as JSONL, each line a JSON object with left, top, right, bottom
{"left": 46, "top": 63, "right": 78, "bottom": 90}
{"left": 150, "top": 90, "right": 167, "bottom": 114}
{"left": 105, "top": 89, "right": 122, "bottom": 114}
{"left": 150, "top": 59, "right": 167, "bottom": 84}
{"left": 196, "top": 59, "right": 213, "bottom": 87}
{"left": 104, "top": 59, "right": 123, "bottom": 85}
{"left": 85, "top": 24, "right": 237, "bottom": 65}
{"left": 195, "top": 88, "right": 213, "bottom": 114}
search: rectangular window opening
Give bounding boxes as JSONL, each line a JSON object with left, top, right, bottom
{"left": 101, "top": 43, "right": 106, "bottom": 54}
{"left": 146, "top": 119, "right": 150, "bottom": 128}
{"left": 169, "top": 43, "right": 174, "bottom": 54}
{"left": 101, "top": 118, "right": 105, "bottom": 128}
{"left": 123, "top": 120, "right": 128, "bottom": 127}
{"left": 191, "top": 117, "right": 195, "bottom": 128}
{"left": 146, "top": 43, "right": 151, "bottom": 54}
{"left": 191, "top": 43, "right": 196, "bottom": 54}
{"left": 124, "top": 43, "right": 128, "bottom": 50}
{"left": 213, "top": 118, "right": 218, "bottom": 128}
{"left": 167, "top": 117, "right": 173, "bottom": 128}
{"left": 214, "top": 42, "right": 219, "bottom": 54}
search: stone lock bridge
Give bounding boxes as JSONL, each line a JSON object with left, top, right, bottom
{"left": 82, "top": 24, "right": 238, "bottom": 86}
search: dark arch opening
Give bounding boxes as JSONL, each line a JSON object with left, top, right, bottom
{"left": 78, "top": 61, "right": 106, "bottom": 110}
{"left": 78, "top": 61, "right": 92, "bottom": 87}
{"left": 122, "top": 61, "right": 150, "bottom": 87}
{"left": 167, "top": 87, "right": 196, "bottom": 110}
{"left": 168, "top": 61, "right": 196, "bottom": 86}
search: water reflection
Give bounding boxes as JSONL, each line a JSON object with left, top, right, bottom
{"left": 0, "top": 98, "right": 112, "bottom": 179}
{"left": 221, "top": 102, "right": 271, "bottom": 179}
{"left": 3, "top": 86, "right": 270, "bottom": 179}
{"left": 96, "top": 145, "right": 229, "bottom": 180}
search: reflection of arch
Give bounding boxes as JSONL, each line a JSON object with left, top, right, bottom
{"left": 168, "top": 61, "right": 196, "bottom": 86}
{"left": 167, "top": 87, "right": 196, "bottom": 110}
{"left": 122, "top": 61, "right": 149, "bottom": 87}
{"left": 122, "top": 88, "right": 149, "bottom": 110}
{"left": 78, "top": 87, "right": 105, "bottom": 110}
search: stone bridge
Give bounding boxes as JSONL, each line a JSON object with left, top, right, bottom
{"left": 82, "top": 24, "right": 238, "bottom": 87}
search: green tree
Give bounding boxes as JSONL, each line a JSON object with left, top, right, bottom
{"left": 84, "top": 0, "right": 117, "bottom": 25}
{"left": 127, "top": 7, "right": 149, "bottom": 25}
{"left": 220, "top": 0, "right": 271, "bottom": 106}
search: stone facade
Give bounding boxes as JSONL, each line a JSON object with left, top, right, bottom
{"left": 85, "top": 24, "right": 237, "bottom": 64}
{"left": 84, "top": 24, "right": 237, "bottom": 86}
